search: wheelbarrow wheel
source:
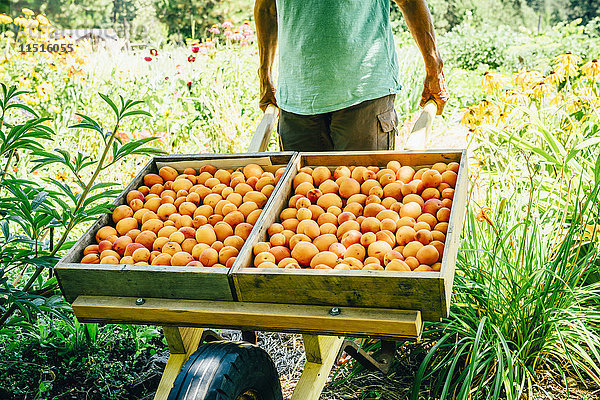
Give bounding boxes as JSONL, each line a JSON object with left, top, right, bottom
{"left": 167, "top": 340, "right": 283, "bottom": 400}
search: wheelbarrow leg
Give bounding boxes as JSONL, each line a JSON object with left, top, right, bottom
{"left": 154, "top": 327, "right": 204, "bottom": 400}
{"left": 290, "top": 334, "right": 344, "bottom": 400}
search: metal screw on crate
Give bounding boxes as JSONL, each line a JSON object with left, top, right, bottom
{"left": 136, "top": 298, "right": 146, "bottom": 306}
{"left": 329, "top": 307, "right": 341, "bottom": 316}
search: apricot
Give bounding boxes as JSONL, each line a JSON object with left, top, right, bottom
{"left": 113, "top": 236, "right": 133, "bottom": 256}
{"left": 403, "top": 241, "right": 424, "bottom": 259}
{"left": 360, "top": 217, "right": 381, "bottom": 233}
{"left": 297, "top": 219, "right": 320, "bottom": 239}
{"left": 399, "top": 202, "right": 422, "bottom": 220}
{"left": 269, "top": 246, "right": 290, "bottom": 263}
{"left": 434, "top": 222, "right": 449, "bottom": 234}
{"left": 254, "top": 251, "right": 276, "bottom": 267}
{"left": 100, "top": 255, "right": 120, "bottom": 265}
{"left": 152, "top": 236, "right": 169, "bottom": 252}
{"left": 293, "top": 172, "right": 313, "bottom": 189}
{"left": 291, "top": 241, "right": 319, "bottom": 266}
{"left": 320, "top": 223, "right": 338, "bottom": 235}
{"left": 360, "top": 231, "right": 377, "bottom": 247}
{"left": 141, "top": 218, "right": 163, "bottom": 235}
{"left": 162, "top": 241, "right": 182, "bottom": 256}
{"left": 127, "top": 190, "right": 145, "bottom": 204}
{"left": 405, "top": 256, "right": 419, "bottom": 270}
{"left": 328, "top": 242, "right": 346, "bottom": 258}
{"left": 112, "top": 205, "right": 133, "bottom": 224}
{"left": 84, "top": 244, "right": 99, "bottom": 255}
{"left": 313, "top": 234, "right": 338, "bottom": 252}
{"left": 296, "top": 208, "right": 312, "bottom": 222}
{"left": 221, "top": 235, "right": 242, "bottom": 251}
{"left": 144, "top": 174, "right": 163, "bottom": 187}
{"left": 114, "top": 217, "right": 136, "bottom": 236}
{"left": 310, "top": 251, "right": 339, "bottom": 268}
{"left": 437, "top": 207, "right": 451, "bottom": 222}
{"left": 367, "top": 241, "right": 392, "bottom": 263}
{"left": 98, "top": 240, "right": 113, "bottom": 254}
{"left": 96, "top": 226, "right": 118, "bottom": 243}
{"left": 386, "top": 259, "right": 411, "bottom": 271}
{"left": 363, "top": 263, "right": 384, "bottom": 271}
{"left": 415, "top": 229, "right": 433, "bottom": 245}
{"left": 376, "top": 230, "right": 396, "bottom": 248}
{"left": 340, "top": 230, "right": 362, "bottom": 248}
{"left": 197, "top": 248, "right": 218, "bottom": 267}
{"left": 243, "top": 191, "right": 268, "bottom": 208}
{"left": 341, "top": 257, "right": 363, "bottom": 270}
{"left": 337, "top": 220, "right": 361, "bottom": 239}
{"left": 281, "top": 218, "right": 299, "bottom": 232}
{"left": 381, "top": 218, "right": 397, "bottom": 232}
{"left": 234, "top": 223, "right": 254, "bottom": 240}
{"left": 364, "top": 203, "right": 385, "bottom": 218}
{"left": 241, "top": 164, "right": 262, "bottom": 180}
{"left": 130, "top": 247, "right": 150, "bottom": 262}
{"left": 318, "top": 180, "right": 339, "bottom": 194}
{"left": 81, "top": 253, "right": 100, "bottom": 264}
{"left": 383, "top": 250, "right": 404, "bottom": 266}
{"left": 431, "top": 230, "right": 446, "bottom": 242}
{"left": 327, "top": 206, "right": 342, "bottom": 217}
{"left": 344, "top": 243, "right": 366, "bottom": 261}
{"left": 338, "top": 178, "right": 360, "bottom": 199}
{"left": 223, "top": 211, "right": 245, "bottom": 227}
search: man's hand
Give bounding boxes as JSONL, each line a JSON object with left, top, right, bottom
{"left": 421, "top": 63, "right": 448, "bottom": 115}
{"left": 259, "top": 74, "right": 277, "bottom": 112}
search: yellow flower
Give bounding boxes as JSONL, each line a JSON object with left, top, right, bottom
{"left": 582, "top": 59, "right": 600, "bottom": 81}
{"left": 531, "top": 78, "right": 554, "bottom": 99}
{"left": 13, "top": 16, "right": 27, "bottom": 27}
{"left": 0, "top": 14, "right": 12, "bottom": 24}
{"left": 577, "top": 87, "right": 600, "bottom": 107}
{"left": 28, "top": 19, "right": 39, "bottom": 29}
{"left": 513, "top": 70, "right": 543, "bottom": 90}
{"left": 476, "top": 207, "right": 494, "bottom": 227}
{"left": 36, "top": 14, "right": 50, "bottom": 26}
{"left": 553, "top": 52, "right": 582, "bottom": 77}
{"left": 36, "top": 82, "right": 54, "bottom": 101}
{"left": 22, "top": 8, "right": 35, "bottom": 16}
{"left": 545, "top": 70, "right": 564, "bottom": 85}
{"left": 18, "top": 76, "right": 31, "bottom": 89}
{"left": 474, "top": 100, "right": 502, "bottom": 124}
{"left": 501, "top": 89, "right": 527, "bottom": 105}
{"left": 481, "top": 72, "right": 510, "bottom": 94}
{"left": 48, "top": 104, "right": 60, "bottom": 114}
{"left": 460, "top": 107, "right": 479, "bottom": 130}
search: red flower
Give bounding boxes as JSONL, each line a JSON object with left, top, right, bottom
{"left": 144, "top": 56, "right": 152, "bottom": 62}
{"left": 150, "top": 48, "right": 158, "bottom": 56}
{"left": 187, "top": 81, "right": 192, "bottom": 90}
{"left": 191, "top": 45, "right": 199, "bottom": 53}
{"left": 188, "top": 55, "right": 196, "bottom": 63}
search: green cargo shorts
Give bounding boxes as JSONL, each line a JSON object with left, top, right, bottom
{"left": 278, "top": 94, "right": 399, "bottom": 151}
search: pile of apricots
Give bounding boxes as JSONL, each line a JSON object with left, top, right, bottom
{"left": 81, "top": 163, "right": 284, "bottom": 267}
{"left": 251, "top": 161, "right": 458, "bottom": 271}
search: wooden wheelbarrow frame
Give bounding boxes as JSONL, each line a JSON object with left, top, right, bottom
{"left": 72, "top": 101, "right": 440, "bottom": 400}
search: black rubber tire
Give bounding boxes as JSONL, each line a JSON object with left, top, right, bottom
{"left": 167, "top": 340, "right": 283, "bottom": 400}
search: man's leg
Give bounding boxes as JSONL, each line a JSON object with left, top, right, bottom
{"left": 278, "top": 110, "right": 334, "bottom": 152}
{"left": 329, "top": 95, "right": 399, "bottom": 151}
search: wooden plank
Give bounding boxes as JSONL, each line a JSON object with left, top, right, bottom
{"left": 232, "top": 151, "right": 466, "bottom": 321}
{"left": 403, "top": 100, "right": 438, "bottom": 150}
{"left": 248, "top": 104, "right": 279, "bottom": 153}
{"left": 291, "top": 335, "right": 344, "bottom": 400}
{"left": 55, "top": 152, "right": 298, "bottom": 310}
{"left": 154, "top": 327, "right": 204, "bottom": 400}
{"left": 439, "top": 149, "right": 469, "bottom": 315}
{"left": 72, "top": 296, "right": 422, "bottom": 340}
{"left": 56, "top": 263, "right": 233, "bottom": 303}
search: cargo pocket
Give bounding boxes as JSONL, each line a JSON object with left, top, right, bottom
{"left": 377, "top": 108, "right": 399, "bottom": 151}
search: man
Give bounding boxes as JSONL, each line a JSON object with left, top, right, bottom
{"left": 255, "top": 0, "right": 449, "bottom": 152}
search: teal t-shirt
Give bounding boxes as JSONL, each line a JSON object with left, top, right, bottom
{"left": 275, "top": 0, "right": 401, "bottom": 115}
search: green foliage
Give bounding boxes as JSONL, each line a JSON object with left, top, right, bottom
{"left": 0, "top": 85, "right": 163, "bottom": 329}
{"left": 413, "top": 178, "right": 600, "bottom": 399}
{"left": 0, "top": 318, "right": 163, "bottom": 399}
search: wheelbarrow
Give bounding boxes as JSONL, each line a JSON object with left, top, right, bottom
{"left": 55, "top": 99, "right": 468, "bottom": 400}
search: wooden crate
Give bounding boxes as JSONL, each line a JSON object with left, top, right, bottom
{"left": 56, "top": 152, "right": 297, "bottom": 304}
{"left": 232, "top": 150, "right": 468, "bottom": 322}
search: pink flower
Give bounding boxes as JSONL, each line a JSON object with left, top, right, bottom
{"left": 165, "top": 76, "right": 169, "bottom": 80}
{"left": 137, "top": 129, "right": 152, "bottom": 139}
{"left": 231, "top": 32, "right": 244, "bottom": 41}
{"left": 156, "top": 131, "right": 169, "bottom": 143}
{"left": 191, "top": 45, "right": 200, "bottom": 53}
{"left": 209, "top": 25, "right": 220, "bottom": 35}
{"left": 144, "top": 56, "right": 152, "bottom": 62}
{"left": 222, "top": 21, "right": 234, "bottom": 28}
{"left": 188, "top": 55, "right": 196, "bottom": 62}
{"left": 150, "top": 48, "right": 158, "bottom": 56}
{"left": 204, "top": 41, "right": 215, "bottom": 48}
{"left": 224, "top": 29, "right": 233, "bottom": 38}
{"left": 116, "top": 130, "right": 130, "bottom": 143}
{"left": 198, "top": 46, "right": 208, "bottom": 55}
{"left": 240, "top": 40, "right": 248, "bottom": 47}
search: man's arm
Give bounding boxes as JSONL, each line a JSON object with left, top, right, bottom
{"left": 255, "top": 0, "right": 278, "bottom": 111}
{"left": 394, "top": 0, "right": 448, "bottom": 114}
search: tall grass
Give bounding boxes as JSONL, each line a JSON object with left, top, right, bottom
{"left": 413, "top": 175, "right": 600, "bottom": 399}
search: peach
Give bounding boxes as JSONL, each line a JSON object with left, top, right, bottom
{"left": 289, "top": 234, "right": 311, "bottom": 250}
{"left": 100, "top": 255, "right": 120, "bottom": 265}
{"left": 337, "top": 177, "right": 360, "bottom": 199}
{"left": 367, "top": 240, "right": 392, "bottom": 263}
{"left": 341, "top": 230, "right": 362, "bottom": 248}
{"left": 320, "top": 223, "right": 338, "bottom": 235}
{"left": 195, "top": 225, "right": 217, "bottom": 245}
{"left": 383, "top": 250, "right": 404, "bottom": 266}
{"left": 399, "top": 202, "right": 422, "bottom": 220}
{"left": 127, "top": 190, "right": 145, "bottom": 204}
{"left": 403, "top": 241, "right": 424, "bottom": 259}
{"left": 199, "top": 248, "right": 219, "bottom": 267}
{"left": 396, "top": 166, "right": 415, "bottom": 183}
{"left": 344, "top": 243, "right": 366, "bottom": 261}
{"left": 364, "top": 203, "right": 385, "bottom": 218}
{"left": 254, "top": 251, "right": 276, "bottom": 267}
{"left": 269, "top": 246, "right": 290, "bottom": 263}
{"left": 310, "top": 251, "right": 339, "bottom": 268}
{"left": 113, "top": 236, "right": 133, "bottom": 255}
{"left": 218, "top": 246, "right": 239, "bottom": 264}
{"left": 306, "top": 189, "right": 323, "bottom": 204}
{"left": 291, "top": 241, "right": 319, "bottom": 266}
{"left": 96, "top": 226, "right": 118, "bottom": 243}
{"left": 98, "top": 239, "right": 113, "bottom": 253}
{"left": 81, "top": 253, "right": 100, "bottom": 264}
{"left": 329, "top": 242, "right": 347, "bottom": 258}
{"left": 437, "top": 207, "right": 451, "bottom": 222}
{"left": 235, "top": 223, "right": 254, "bottom": 240}
{"left": 84, "top": 244, "right": 99, "bottom": 255}
{"left": 281, "top": 218, "right": 299, "bottom": 232}
{"left": 360, "top": 217, "right": 381, "bottom": 233}
{"left": 313, "top": 234, "right": 338, "bottom": 252}
{"left": 386, "top": 259, "right": 411, "bottom": 271}
{"left": 134, "top": 230, "right": 157, "bottom": 250}
{"left": 341, "top": 257, "right": 363, "bottom": 270}
{"left": 337, "top": 220, "right": 361, "bottom": 239}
